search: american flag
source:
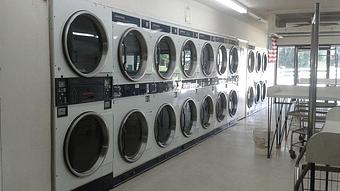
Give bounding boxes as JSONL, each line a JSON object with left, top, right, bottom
{"left": 268, "top": 37, "right": 278, "bottom": 64}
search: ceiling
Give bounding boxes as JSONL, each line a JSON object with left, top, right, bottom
{"left": 195, "top": 0, "right": 340, "bottom": 18}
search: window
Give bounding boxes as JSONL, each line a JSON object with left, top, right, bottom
{"left": 277, "top": 46, "right": 295, "bottom": 85}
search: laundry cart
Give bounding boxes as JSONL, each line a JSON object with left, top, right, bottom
{"left": 288, "top": 101, "right": 336, "bottom": 159}
{"left": 294, "top": 107, "right": 340, "bottom": 191}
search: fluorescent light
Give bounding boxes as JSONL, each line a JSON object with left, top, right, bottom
{"left": 214, "top": 0, "right": 247, "bottom": 14}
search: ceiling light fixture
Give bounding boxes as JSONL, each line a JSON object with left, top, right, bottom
{"left": 214, "top": 0, "right": 247, "bottom": 14}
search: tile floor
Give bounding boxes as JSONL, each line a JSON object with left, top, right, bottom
{"left": 113, "top": 109, "right": 295, "bottom": 191}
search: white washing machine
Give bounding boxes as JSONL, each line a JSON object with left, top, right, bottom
{"left": 148, "top": 91, "right": 180, "bottom": 159}
{"left": 52, "top": 78, "right": 114, "bottom": 191}
{"left": 112, "top": 11, "right": 153, "bottom": 85}
{"left": 112, "top": 95, "right": 154, "bottom": 178}
{"left": 51, "top": 0, "right": 113, "bottom": 79}
{"left": 197, "top": 85, "right": 216, "bottom": 137}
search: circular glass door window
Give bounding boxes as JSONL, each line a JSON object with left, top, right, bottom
{"left": 217, "top": 45, "right": 227, "bottom": 75}
{"left": 64, "top": 112, "right": 109, "bottom": 177}
{"left": 154, "top": 104, "right": 176, "bottom": 148}
{"left": 229, "top": 47, "right": 239, "bottom": 74}
{"left": 256, "top": 52, "right": 262, "bottom": 73}
{"left": 63, "top": 11, "right": 108, "bottom": 77}
{"left": 262, "top": 53, "right": 268, "bottom": 72}
{"left": 228, "top": 90, "right": 238, "bottom": 117}
{"left": 119, "top": 110, "right": 148, "bottom": 163}
{"left": 119, "top": 29, "right": 148, "bottom": 81}
{"left": 201, "top": 43, "right": 214, "bottom": 76}
{"left": 181, "top": 40, "right": 197, "bottom": 77}
{"left": 248, "top": 51, "right": 255, "bottom": 73}
{"left": 255, "top": 83, "right": 261, "bottom": 104}
{"left": 180, "top": 99, "right": 197, "bottom": 137}
{"left": 200, "top": 96, "right": 214, "bottom": 129}
{"left": 261, "top": 82, "right": 267, "bottom": 101}
{"left": 216, "top": 93, "right": 227, "bottom": 122}
{"left": 155, "top": 36, "right": 176, "bottom": 80}
{"left": 247, "top": 87, "right": 254, "bottom": 108}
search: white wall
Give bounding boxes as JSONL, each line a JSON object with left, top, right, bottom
{"left": 0, "top": 0, "right": 51, "bottom": 191}
{"left": 97, "top": 0, "right": 268, "bottom": 47}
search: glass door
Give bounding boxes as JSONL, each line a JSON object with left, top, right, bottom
{"left": 297, "top": 46, "right": 330, "bottom": 86}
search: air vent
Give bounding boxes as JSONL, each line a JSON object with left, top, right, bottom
{"left": 276, "top": 11, "right": 340, "bottom": 28}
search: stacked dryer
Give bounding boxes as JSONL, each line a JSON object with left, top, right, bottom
{"left": 253, "top": 48, "right": 263, "bottom": 113}
{"left": 196, "top": 37, "right": 218, "bottom": 137}
{"left": 111, "top": 11, "right": 163, "bottom": 179}
{"left": 226, "top": 38, "right": 242, "bottom": 126}
{"left": 246, "top": 44, "right": 256, "bottom": 116}
{"left": 259, "top": 50, "right": 269, "bottom": 109}
{"left": 51, "top": 1, "right": 114, "bottom": 190}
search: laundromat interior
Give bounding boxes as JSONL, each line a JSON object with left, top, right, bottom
{"left": 1, "top": 0, "right": 340, "bottom": 190}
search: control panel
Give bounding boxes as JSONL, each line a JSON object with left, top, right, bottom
{"left": 55, "top": 77, "right": 113, "bottom": 106}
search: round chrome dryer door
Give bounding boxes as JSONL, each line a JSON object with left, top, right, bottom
{"left": 256, "top": 52, "right": 262, "bottom": 73}
{"left": 261, "top": 82, "right": 267, "bottom": 101}
{"left": 248, "top": 51, "right": 255, "bottom": 73}
{"left": 154, "top": 36, "right": 176, "bottom": 80}
{"left": 216, "top": 93, "right": 227, "bottom": 122}
{"left": 262, "top": 53, "right": 268, "bottom": 72}
{"left": 229, "top": 47, "right": 239, "bottom": 74}
{"left": 200, "top": 96, "right": 214, "bottom": 129}
{"left": 154, "top": 104, "right": 176, "bottom": 148}
{"left": 228, "top": 90, "right": 238, "bottom": 117}
{"left": 201, "top": 43, "right": 214, "bottom": 76}
{"left": 255, "top": 83, "right": 261, "bottom": 104}
{"left": 180, "top": 99, "right": 197, "bottom": 137}
{"left": 217, "top": 45, "right": 227, "bottom": 75}
{"left": 64, "top": 112, "right": 109, "bottom": 177}
{"left": 119, "top": 110, "right": 148, "bottom": 163}
{"left": 247, "top": 87, "right": 254, "bottom": 108}
{"left": 181, "top": 40, "right": 197, "bottom": 78}
{"left": 63, "top": 11, "right": 108, "bottom": 77}
{"left": 118, "top": 29, "right": 148, "bottom": 81}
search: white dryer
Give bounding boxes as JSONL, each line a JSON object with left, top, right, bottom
{"left": 112, "top": 11, "right": 153, "bottom": 84}
{"left": 51, "top": 1, "right": 114, "bottom": 190}
{"left": 178, "top": 36, "right": 200, "bottom": 80}
{"left": 51, "top": 0, "right": 113, "bottom": 79}
{"left": 197, "top": 85, "right": 216, "bottom": 137}
{"left": 196, "top": 39, "right": 217, "bottom": 79}
{"left": 177, "top": 88, "right": 199, "bottom": 146}
{"left": 226, "top": 39, "right": 243, "bottom": 123}
{"left": 152, "top": 33, "right": 179, "bottom": 81}
{"left": 216, "top": 43, "right": 229, "bottom": 80}
{"left": 149, "top": 91, "right": 180, "bottom": 159}
{"left": 259, "top": 80, "right": 268, "bottom": 109}
{"left": 52, "top": 78, "right": 114, "bottom": 191}
{"left": 246, "top": 48, "right": 256, "bottom": 116}
{"left": 214, "top": 84, "right": 229, "bottom": 127}
{"left": 112, "top": 95, "right": 154, "bottom": 178}
{"left": 253, "top": 81, "right": 262, "bottom": 112}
